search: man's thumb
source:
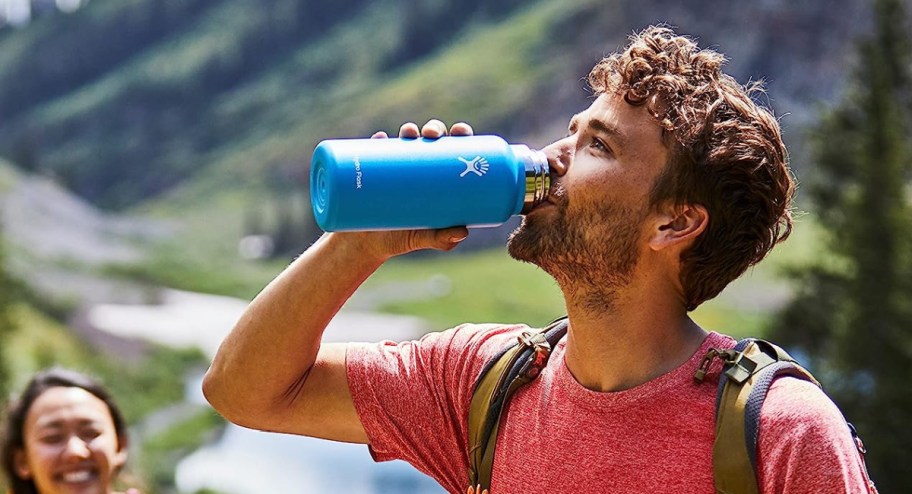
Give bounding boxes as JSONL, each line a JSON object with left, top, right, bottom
{"left": 434, "top": 226, "right": 469, "bottom": 251}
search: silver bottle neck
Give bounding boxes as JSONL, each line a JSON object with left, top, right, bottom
{"left": 511, "top": 145, "right": 550, "bottom": 214}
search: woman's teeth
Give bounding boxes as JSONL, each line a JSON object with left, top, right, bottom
{"left": 60, "top": 469, "right": 93, "bottom": 483}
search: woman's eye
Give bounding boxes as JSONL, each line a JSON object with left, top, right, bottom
{"left": 79, "top": 428, "right": 102, "bottom": 441}
{"left": 39, "top": 434, "right": 65, "bottom": 445}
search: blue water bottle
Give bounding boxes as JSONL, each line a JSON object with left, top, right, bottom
{"left": 310, "top": 135, "right": 550, "bottom": 231}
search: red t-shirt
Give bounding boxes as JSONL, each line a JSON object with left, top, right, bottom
{"left": 346, "top": 324, "right": 874, "bottom": 493}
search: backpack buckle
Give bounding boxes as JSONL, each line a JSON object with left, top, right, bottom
{"left": 723, "top": 352, "right": 759, "bottom": 384}
{"left": 517, "top": 331, "right": 552, "bottom": 380}
{"left": 694, "top": 348, "right": 740, "bottom": 383}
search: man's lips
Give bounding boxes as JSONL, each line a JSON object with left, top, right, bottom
{"left": 544, "top": 182, "right": 566, "bottom": 207}
{"left": 527, "top": 199, "right": 556, "bottom": 215}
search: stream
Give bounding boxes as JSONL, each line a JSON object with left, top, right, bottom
{"left": 87, "top": 289, "right": 446, "bottom": 494}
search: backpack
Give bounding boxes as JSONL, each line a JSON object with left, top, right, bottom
{"left": 466, "top": 316, "right": 877, "bottom": 494}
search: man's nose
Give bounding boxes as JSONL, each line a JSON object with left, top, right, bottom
{"left": 541, "top": 135, "right": 573, "bottom": 176}
{"left": 62, "top": 435, "right": 91, "bottom": 460}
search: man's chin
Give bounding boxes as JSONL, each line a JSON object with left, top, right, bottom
{"left": 506, "top": 217, "right": 551, "bottom": 266}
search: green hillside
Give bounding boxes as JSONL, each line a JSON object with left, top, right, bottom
{"left": 141, "top": 0, "right": 592, "bottom": 258}
{"left": 0, "top": 0, "right": 872, "bottom": 290}
{"left": 0, "top": 0, "right": 546, "bottom": 209}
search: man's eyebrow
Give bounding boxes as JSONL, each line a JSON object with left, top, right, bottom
{"left": 568, "top": 115, "right": 628, "bottom": 148}
{"left": 588, "top": 119, "right": 627, "bottom": 146}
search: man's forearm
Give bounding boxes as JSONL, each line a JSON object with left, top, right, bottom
{"left": 202, "top": 232, "right": 386, "bottom": 422}
{"left": 203, "top": 120, "right": 470, "bottom": 436}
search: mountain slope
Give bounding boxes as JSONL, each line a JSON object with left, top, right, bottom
{"left": 0, "top": 0, "right": 875, "bottom": 260}
{"left": 0, "top": 160, "right": 169, "bottom": 304}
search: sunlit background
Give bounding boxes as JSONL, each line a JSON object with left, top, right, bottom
{"left": 0, "top": 0, "right": 909, "bottom": 492}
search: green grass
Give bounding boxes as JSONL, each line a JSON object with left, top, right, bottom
{"left": 369, "top": 246, "right": 773, "bottom": 335}
{"left": 365, "top": 248, "right": 565, "bottom": 330}
{"left": 360, "top": 214, "right": 823, "bottom": 336}
{"left": 101, "top": 244, "right": 286, "bottom": 301}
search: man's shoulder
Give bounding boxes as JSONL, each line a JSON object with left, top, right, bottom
{"left": 755, "top": 375, "right": 872, "bottom": 492}
{"left": 759, "top": 376, "right": 854, "bottom": 448}
{"left": 347, "top": 322, "right": 534, "bottom": 379}
{"left": 420, "top": 322, "right": 533, "bottom": 361}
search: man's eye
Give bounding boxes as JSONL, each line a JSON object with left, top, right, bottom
{"left": 590, "top": 138, "right": 610, "bottom": 153}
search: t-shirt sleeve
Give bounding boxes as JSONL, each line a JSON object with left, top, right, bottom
{"left": 757, "top": 378, "right": 877, "bottom": 494}
{"left": 345, "top": 323, "right": 524, "bottom": 493}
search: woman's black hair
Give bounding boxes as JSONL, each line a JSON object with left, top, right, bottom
{"left": 1, "top": 368, "right": 127, "bottom": 494}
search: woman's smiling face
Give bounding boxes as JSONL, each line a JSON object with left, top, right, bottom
{"left": 14, "top": 386, "right": 126, "bottom": 494}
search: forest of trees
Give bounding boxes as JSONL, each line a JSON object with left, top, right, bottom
{"left": 770, "top": 0, "right": 912, "bottom": 491}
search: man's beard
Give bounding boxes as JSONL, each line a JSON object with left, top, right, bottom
{"left": 507, "top": 191, "right": 647, "bottom": 312}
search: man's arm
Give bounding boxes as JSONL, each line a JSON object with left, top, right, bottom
{"left": 202, "top": 121, "right": 470, "bottom": 443}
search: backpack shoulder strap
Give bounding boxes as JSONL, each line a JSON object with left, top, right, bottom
{"left": 467, "top": 317, "right": 569, "bottom": 492}
{"left": 698, "top": 338, "right": 819, "bottom": 494}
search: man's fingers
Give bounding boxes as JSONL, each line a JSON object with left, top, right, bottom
{"left": 395, "top": 120, "right": 472, "bottom": 139}
{"left": 371, "top": 131, "right": 389, "bottom": 139}
{"left": 399, "top": 122, "right": 420, "bottom": 138}
{"left": 450, "top": 122, "right": 474, "bottom": 136}
{"left": 420, "top": 119, "right": 448, "bottom": 138}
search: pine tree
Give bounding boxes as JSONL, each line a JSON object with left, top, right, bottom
{"left": 771, "top": 0, "right": 912, "bottom": 490}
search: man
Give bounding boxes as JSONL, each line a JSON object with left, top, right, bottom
{"left": 203, "top": 26, "right": 874, "bottom": 493}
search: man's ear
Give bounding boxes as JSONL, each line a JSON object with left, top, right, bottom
{"left": 13, "top": 449, "right": 32, "bottom": 479}
{"left": 648, "top": 203, "right": 708, "bottom": 251}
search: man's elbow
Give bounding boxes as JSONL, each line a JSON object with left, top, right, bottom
{"left": 201, "top": 366, "right": 294, "bottom": 431}
{"left": 202, "top": 366, "right": 251, "bottom": 427}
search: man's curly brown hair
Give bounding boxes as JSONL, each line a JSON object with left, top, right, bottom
{"left": 588, "top": 26, "right": 794, "bottom": 310}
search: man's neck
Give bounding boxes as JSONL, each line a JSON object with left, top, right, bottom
{"left": 560, "top": 282, "right": 707, "bottom": 393}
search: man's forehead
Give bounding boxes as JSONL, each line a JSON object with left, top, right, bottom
{"left": 571, "top": 94, "right": 664, "bottom": 139}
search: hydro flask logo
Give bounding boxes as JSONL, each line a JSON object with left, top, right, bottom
{"left": 458, "top": 156, "right": 490, "bottom": 177}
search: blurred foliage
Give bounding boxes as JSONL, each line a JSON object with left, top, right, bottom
{"left": 6, "top": 303, "right": 208, "bottom": 423}
{"left": 140, "top": 408, "right": 225, "bottom": 493}
{"left": 0, "top": 218, "right": 22, "bottom": 405}
{"left": 769, "top": 0, "right": 912, "bottom": 490}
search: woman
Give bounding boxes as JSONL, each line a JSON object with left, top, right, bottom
{"left": 1, "top": 368, "right": 139, "bottom": 494}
